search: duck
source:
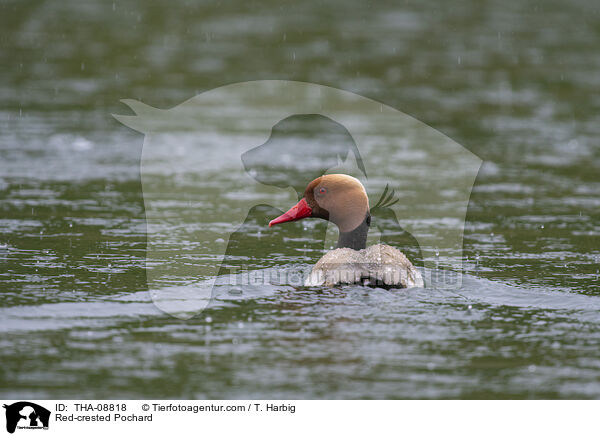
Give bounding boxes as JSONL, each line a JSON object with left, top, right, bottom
{"left": 269, "top": 174, "right": 424, "bottom": 288}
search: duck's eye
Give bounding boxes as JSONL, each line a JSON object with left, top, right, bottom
{"left": 318, "top": 187, "right": 327, "bottom": 194}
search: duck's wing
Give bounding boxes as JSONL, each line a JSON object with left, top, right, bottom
{"left": 305, "top": 248, "right": 366, "bottom": 286}
{"left": 365, "top": 244, "right": 424, "bottom": 288}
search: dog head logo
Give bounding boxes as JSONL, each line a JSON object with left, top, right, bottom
{"left": 114, "top": 80, "right": 481, "bottom": 318}
{"left": 3, "top": 402, "right": 50, "bottom": 434}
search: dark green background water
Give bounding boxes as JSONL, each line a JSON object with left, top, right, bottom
{"left": 1, "top": 0, "right": 599, "bottom": 398}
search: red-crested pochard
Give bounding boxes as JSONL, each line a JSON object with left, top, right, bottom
{"left": 269, "top": 174, "right": 424, "bottom": 288}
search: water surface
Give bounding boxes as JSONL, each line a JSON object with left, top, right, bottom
{"left": 1, "top": 0, "right": 599, "bottom": 399}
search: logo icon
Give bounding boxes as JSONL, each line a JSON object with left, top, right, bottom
{"left": 3, "top": 402, "right": 50, "bottom": 434}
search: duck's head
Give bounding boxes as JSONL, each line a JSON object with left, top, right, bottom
{"left": 269, "top": 174, "right": 370, "bottom": 249}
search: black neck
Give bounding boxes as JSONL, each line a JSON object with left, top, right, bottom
{"left": 336, "top": 213, "right": 370, "bottom": 250}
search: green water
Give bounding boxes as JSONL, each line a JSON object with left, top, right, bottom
{"left": 1, "top": 0, "right": 599, "bottom": 399}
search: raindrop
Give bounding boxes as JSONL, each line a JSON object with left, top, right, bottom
{"left": 69, "top": 223, "right": 73, "bottom": 228}
{"left": 540, "top": 224, "right": 544, "bottom": 229}
{"left": 457, "top": 56, "right": 461, "bottom": 64}
{"left": 81, "top": 62, "right": 85, "bottom": 71}
{"left": 228, "top": 287, "right": 243, "bottom": 296}
{"left": 112, "top": 1, "right": 115, "bottom": 11}
{"left": 528, "top": 364, "right": 537, "bottom": 373}
{"left": 237, "top": 322, "right": 244, "bottom": 329}
{"left": 551, "top": 341, "right": 560, "bottom": 349}
{"left": 467, "top": 305, "right": 472, "bottom": 310}
{"left": 205, "top": 316, "right": 212, "bottom": 323}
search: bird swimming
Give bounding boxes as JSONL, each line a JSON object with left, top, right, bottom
{"left": 269, "top": 174, "right": 424, "bottom": 288}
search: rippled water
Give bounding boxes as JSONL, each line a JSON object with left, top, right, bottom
{"left": 1, "top": 0, "right": 599, "bottom": 398}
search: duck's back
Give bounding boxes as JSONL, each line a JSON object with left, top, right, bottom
{"left": 305, "top": 243, "right": 424, "bottom": 288}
